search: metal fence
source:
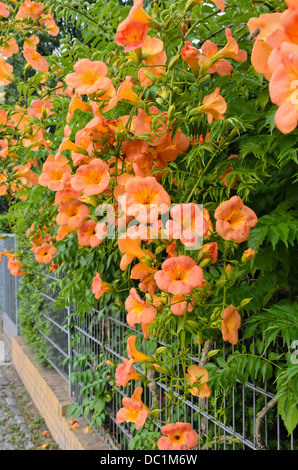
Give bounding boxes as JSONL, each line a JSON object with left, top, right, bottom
{"left": 0, "top": 234, "right": 297, "bottom": 451}
{"left": 0, "top": 234, "right": 20, "bottom": 339}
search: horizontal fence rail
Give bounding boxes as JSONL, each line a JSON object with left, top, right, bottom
{"left": 0, "top": 234, "right": 296, "bottom": 451}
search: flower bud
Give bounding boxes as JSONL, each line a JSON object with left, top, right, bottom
{"left": 167, "top": 104, "right": 176, "bottom": 121}
{"left": 225, "top": 264, "right": 234, "bottom": 281}
{"left": 241, "top": 248, "right": 255, "bottom": 263}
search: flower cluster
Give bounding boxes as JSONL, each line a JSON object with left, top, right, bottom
{"left": 0, "top": 0, "right": 264, "bottom": 451}
{"left": 248, "top": 0, "right": 298, "bottom": 133}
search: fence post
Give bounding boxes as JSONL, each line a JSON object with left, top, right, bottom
{"left": 67, "top": 297, "right": 72, "bottom": 398}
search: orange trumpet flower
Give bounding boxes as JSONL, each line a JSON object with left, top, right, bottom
{"left": 154, "top": 255, "right": 203, "bottom": 296}
{"left": 115, "top": 0, "right": 152, "bottom": 52}
{"left": 56, "top": 199, "right": 90, "bottom": 229}
{"left": 38, "top": 162, "right": 71, "bottom": 191}
{"left": 130, "top": 262, "right": 157, "bottom": 295}
{"left": 118, "top": 234, "right": 148, "bottom": 271}
{"left": 0, "top": 57, "right": 14, "bottom": 85}
{"left": 125, "top": 287, "right": 157, "bottom": 329}
{"left": 185, "top": 365, "right": 211, "bottom": 398}
{"left": 214, "top": 195, "right": 258, "bottom": 243}
{"left": 35, "top": 243, "right": 57, "bottom": 265}
{"left": 201, "top": 87, "right": 227, "bottom": 124}
{"left": 71, "top": 158, "right": 110, "bottom": 196}
{"left": 221, "top": 305, "right": 241, "bottom": 345}
{"left": 157, "top": 422, "right": 198, "bottom": 451}
{"left": 116, "top": 387, "right": 149, "bottom": 430}
{"left": 65, "top": 59, "right": 112, "bottom": 96}
{"left": 247, "top": 13, "right": 283, "bottom": 80}
{"left": 120, "top": 175, "right": 171, "bottom": 224}
{"left": 23, "top": 34, "right": 40, "bottom": 51}
{"left": 269, "top": 42, "right": 298, "bottom": 134}
{"left": 127, "top": 335, "right": 155, "bottom": 364}
{"left": 115, "top": 357, "right": 143, "bottom": 387}
{"left": 92, "top": 272, "right": 112, "bottom": 299}
{"left": 77, "top": 220, "right": 104, "bottom": 247}
{"left": 0, "top": 2, "right": 10, "bottom": 18}
{"left": 0, "top": 38, "right": 19, "bottom": 58}
{"left": 16, "top": 1, "right": 43, "bottom": 19}
{"left": 23, "top": 47, "right": 49, "bottom": 72}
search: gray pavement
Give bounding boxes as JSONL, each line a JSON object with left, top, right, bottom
{"left": 0, "top": 332, "right": 58, "bottom": 450}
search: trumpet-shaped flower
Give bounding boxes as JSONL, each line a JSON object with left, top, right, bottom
{"left": 201, "top": 87, "right": 227, "bottom": 124}
{"left": 130, "top": 262, "right": 157, "bottom": 295}
{"left": 125, "top": 287, "right": 157, "bottom": 328}
{"left": 115, "top": 0, "right": 152, "bottom": 52}
{"left": 71, "top": 159, "right": 110, "bottom": 196}
{"left": 182, "top": 41, "right": 204, "bottom": 75}
{"left": 35, "top": 243, "right": 57, "bottom": 264}
{"left": 116, "top": 387, "right": 149, "bottom": 430}
{"left": 269, "top": 42, "right": 298, "bottom": 134}
{"left": 23, "top": 34, "right": 40, "bottom": 51}
{"left": 127, "top": 335, "right": 154, "bottom": 364}
{"left": 0, "top": 57, "right": 13, "bottom": 85}
{"left": 65, "top": 59, "right": 112, "bottom": 96}
{"left": 214, "top": 196, "right": 258, "bottom": 243}
{"left": 16, "top": 1, "right": 44, "bottom": 20}
{"left": 66, "top": 96, "right": 91, "bottom": 123}
{"left": 38, "top": 162, "right": 71, "bottom": 191}
{"left": 198, "top": 242, "right": 218, "bottom": 264}
{"left": 23, "top": 48, "right": 49, "bottom": 72}
{"left": 41, "top": 10, "right": 60, "bottom": 37}
{"left": 138, "top": 36, "right": 167, "bottom": 86}
{"left": 28, "top": 99, "right": 54, "bottom": 119}
{"left": 0, "top": 2, "right": 9, "bottom": 18}
{"left": 0, "top": 38, "right": 19, "bottom": 58}
{"left": 104, "top": 76, "right": 142, "bottom": 112}
{"left": 120, "top": 176, "right": 171, "bottom": 224}
{"left": 241, "top": 247, "right": 256, "bottom": 263}
{"left": 170, "top": 295, "right": 194, "bottom": 316}
{"left": 77, "top": 220, "right": 104, "bottom": 247}
{"left": 186, "top": 365, "right": 211, "bottom": 398}
{"left": 56, "top": 225, "right": 75, "bottom": 241}
{"left": 132, "top": 106, "right": 169, "bottom": 147}
{"left": 154, "top": 255, "right": 203, "bottom": 296}
{"left": 157, "top": 129, "right": 190, "bottom": 166}
{"left": 56, "top": 199, "right": 90, "bottom": 229}
{"left": 115, "top": 357, "right": 143, "bottom": 387}
{"left": 221, "top": 305, "right": 241, "bottom": 345}
{"left": 92, "top": 273, "right": 111, "bottom": 300}
{"left": 166, "top": 203, "right": 209, "bottom": 248}
{"left": 118, "top": 234, "right": 149, "bottom": 270}
{"left": 247, "top": 13, "right": 283, "bottom": 80}
{"left": 13, "top": 163, "right": 38, "bottom": 188}
{"left": 7, "top": 257, "right": 26, "bottom": 277}
{"left": 157, "top": 422, "right": 198, "bottom": 451}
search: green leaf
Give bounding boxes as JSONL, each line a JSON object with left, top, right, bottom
{"left": 248, "top": 224, "right": 268, "bottom": 251}
{"left": 65, "top": 404, "right": 77, "bottom": 418}
{"left": 278, "top": 393, "right": 298, "bottom": 435}
{"left": 267, "top": 225, "right": 280, "bottom": 250}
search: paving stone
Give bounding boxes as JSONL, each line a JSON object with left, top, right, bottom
{"left": 5, "top": 397, "right": 17, "bottom": 406}
{"left": 0, "top": 332, "right": 58, "bottom": 450}
{"left": 0, "top": 378, "right": 8, "bottom": 387}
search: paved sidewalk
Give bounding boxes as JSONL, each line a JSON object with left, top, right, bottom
{"left": 0, "top": 332, "right": 59, "bottom": 450}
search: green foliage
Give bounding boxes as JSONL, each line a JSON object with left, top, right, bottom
{"left": 17, "top": 275, "right": 50, "bottom": 366}
{"left": 65, "top": 356, "right": 113, "bottom": 429}
{"left": 3, "top": 0, "right": 298, "bottom": 448}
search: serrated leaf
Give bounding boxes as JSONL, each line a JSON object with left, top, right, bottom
{"left": 248, "top": 224, "right": 268, "bottom": 251}
{"left": 278, "top": 393, "right": 298, "bottom": 435}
